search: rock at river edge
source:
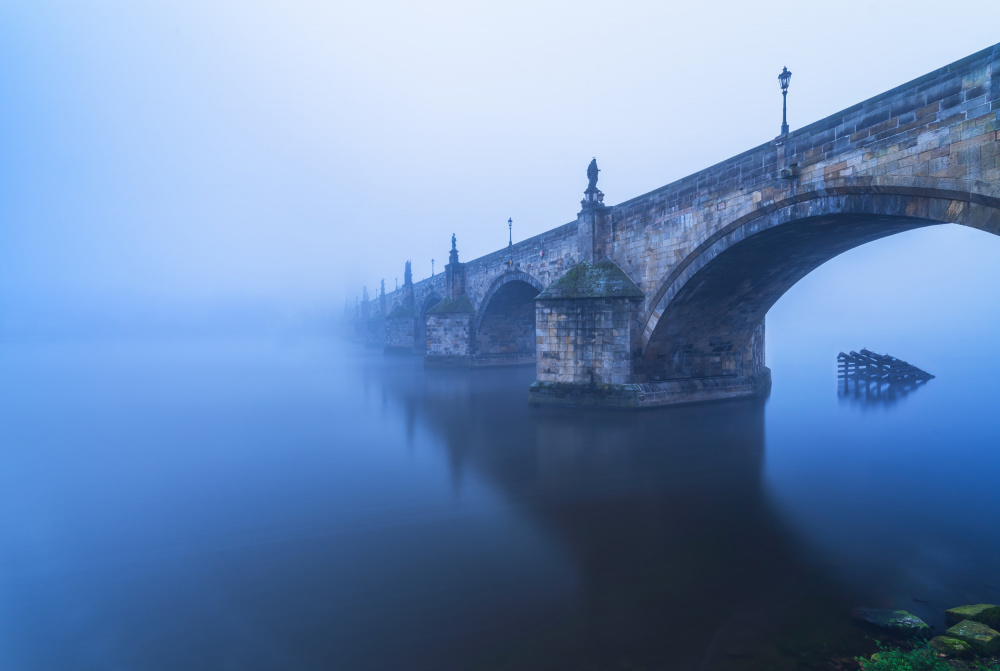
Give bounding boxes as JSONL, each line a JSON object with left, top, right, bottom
{"left": 945, "top": 619, "right": 1000, "bottom": 655}
{"left": 928, "top": 635, "right": 973, "bottom": 657}
{"left": 852, "top": 608, "right": 932, "bottom": 637}
{"left": 945, "top": 603, "right": 1000, "bottom": 628}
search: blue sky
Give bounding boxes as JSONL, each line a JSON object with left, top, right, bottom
{"left": 2, "top": 1, "right": 999, "bottom": 336}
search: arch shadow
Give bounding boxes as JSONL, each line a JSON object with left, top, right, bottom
{"left": 473, "top": 271, "right": 544, "bottom": 365}
{"left": 638, "top": 180, "right": 1000, "bottom": 382}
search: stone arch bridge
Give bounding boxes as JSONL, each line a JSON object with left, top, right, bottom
{"left": 358, "top": 43, "right": 1000, "bottom": 407}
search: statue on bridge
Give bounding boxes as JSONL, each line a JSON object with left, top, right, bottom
{"left": 451, "top": 233, "right": 457, "bottom": 251}
{"left": 581, "top": 157, "right": 605, "bottom": 210}
{"left": 586, "top": 158, "right": 599, "bottom": 192}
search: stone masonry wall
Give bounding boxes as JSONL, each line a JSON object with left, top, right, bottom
{"left": 385, "top": 316, "right": 415, "bottom": 353}
{"left": 426, "top": 313, "right": 473, "bottom": 358}
{"left": 380, "top": 221, "right": 580, "bottom": 333}
{"left": 536, "top": 297, "right": 638, "bottom": 385}
{"left": 599, "top": 43, "right": 999, "bottom": 353}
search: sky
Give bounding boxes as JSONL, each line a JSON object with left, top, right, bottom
{"left": 2, "top": 0, "right": 1000, "bottom": 337}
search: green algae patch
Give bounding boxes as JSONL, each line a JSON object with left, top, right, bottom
{"left": 853, "top": 608, "right": 932, "bottom": 637}
{"left": 945, "top": 619, "right": 1000, "bottom": 655}
{"left": 928, "top": 635, "right": 973, "bottom": 657}
{"left": 946, "top": 604, "right": 1000, "bottom": 628}
{"left": 536, "top": 259, "right": 644, "bottom": 300}
{"left": 426, "top": 295, "right": 474, "bottom": 314}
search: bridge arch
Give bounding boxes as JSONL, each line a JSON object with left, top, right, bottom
{"left": 639, "top": 178, "right": 1000, "bottom": 381}
{"left": 473, "top": 271, "right": 544, "bottom": 364}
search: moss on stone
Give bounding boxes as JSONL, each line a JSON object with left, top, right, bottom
{"left": 426, "top": 294, "right": 474, "bottom": 314}
{"left": 945, "top": 620, "right": 1000, "bottom": 655}
{"left": 928, "top": 636, "right": 973, "bottom": 657}
{"left": 536, "top": 259, "right": 644, "bottom": 300}
{"left": 946, "top": 604, "right": 1000, "bottom": 628}
{"left": 853, "top": 608, "right": 932, "bottom": 637}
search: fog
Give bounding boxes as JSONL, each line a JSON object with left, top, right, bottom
{"left": 3, "top": 0, "right": 1000, "bottom": 339}
{"left": 5, "top": 7, "right": 1000, "bottom": 668}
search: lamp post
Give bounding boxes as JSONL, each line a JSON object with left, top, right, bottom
{"left": 507, "top": 218, "right": 513, "bottom": 266}
{"left": 778, "top": 66, "right": 792, "bottom": 135}
{"left": 431, "top": 259, "right": 435, "bottom": 276}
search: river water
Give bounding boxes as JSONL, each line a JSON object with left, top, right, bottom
{"left": 1, "top": 333, "right": 997, "bottom": 671}
{"left": 2, "top": 231, "right": 1000, "bottom": 670}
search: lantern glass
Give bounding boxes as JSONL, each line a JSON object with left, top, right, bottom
{"left": 778, "top": 67, "right": 792, "bottom": 91}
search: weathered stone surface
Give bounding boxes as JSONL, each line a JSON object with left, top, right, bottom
{"left": 426, "top": 295, "right": 474, "bottom": 314}
{"left": 928, "top": 636, "right": 973, "bottom": 657}
{"left": 424, "top": 312, "right": 472, "bottom": 362}
{"left": 852, "top": 608, "right": 932, "bottom": 637}
{"left": 362, "top": 42, "right": 1000, "bottom": 406}
{"left": 536, "top": 258, "right": 644, "bottom": 300}
{"left": 528, "top": 381, "right": 643, "bottom": 408}
{"left": 385, "top": 314, "right": 416, "bottom": 354}
{"left": 945, "top": 604, "right": 1000, "bottom": 628}
{"left": 945, "top": 620, "right": 1000, "bottom": 655}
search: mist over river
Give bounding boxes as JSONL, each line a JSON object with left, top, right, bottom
{"left": 2, "top": 281, "right": 999, "bottom": 670}
{"left": 5, "top": 4, "right": 1000, "bottom": 668}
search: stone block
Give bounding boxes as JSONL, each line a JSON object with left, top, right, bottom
{"left": 945, "top": 604, "right": 1000, "bottom": 628}
{"left": 945, "top": 620, "right": 1000, "bottom": 655}
{"left": 928, "top": 636, "right": 973, "bottom": 658}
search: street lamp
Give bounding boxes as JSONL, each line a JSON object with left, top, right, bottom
{"left": 778, "top": 66, "right": 792, "bottom": 135}
{"left": 507, "top": 218, "right": 513, "bottom": 266}
{"left": 431, "top": 259, "right": 435, "bottom": 276}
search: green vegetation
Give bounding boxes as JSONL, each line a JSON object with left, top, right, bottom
{"left": 535, "top": 259, "right": 643, "bottom": 300}
{"left": 856, "top": 640, "right": 1000, "bottom": 671}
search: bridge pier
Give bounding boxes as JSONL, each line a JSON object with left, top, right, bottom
{"left": 424, "top": 236, "right": 476, "bottom": 366}
{"left": 424, "top": 299, "right": 475, "bottom": 366}
{"left": 527, "top": 259, "right": 772, "bottom": 408}
{"left": 528, "top": 258, "right": 645, "bottom": 405}
{"left": 385, "top": 261, "right": 418, "bottom": 354}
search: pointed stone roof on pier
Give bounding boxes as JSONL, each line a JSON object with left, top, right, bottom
{"left": 427, "top": 294, "right": 474, "bottom": 314}
{"left": 537, "top": 258, "right": 644, "bottom": 300}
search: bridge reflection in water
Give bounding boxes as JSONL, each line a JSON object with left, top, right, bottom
{"left": 362, "top": 354, "right": 867, "bottom": 671}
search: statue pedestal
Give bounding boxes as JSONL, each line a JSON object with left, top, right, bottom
{"left": 580, "top": 187, "right": 605, "bottom": 210}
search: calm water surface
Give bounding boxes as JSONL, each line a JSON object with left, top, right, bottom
{"left": 1, "top": 334, "right": 998, "bottom": 670}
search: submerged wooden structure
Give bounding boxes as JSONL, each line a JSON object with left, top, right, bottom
{"left": 837, "top": 349, "right": 934, "bottom": 402}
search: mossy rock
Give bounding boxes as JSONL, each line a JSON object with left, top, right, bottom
{"left": 853, "top": 608, "right": 932, "bottom": 637}
{"left": 945, "top": 604, "right": 1000, "bottom": 628}
{"left": 944, "top": 619, "right": 1000, "bottom": 655}
{"left": 929, "top": 635, "right": 973, "bottom": 657}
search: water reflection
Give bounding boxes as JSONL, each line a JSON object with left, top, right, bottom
{"left": 364, "top": 357, "right": 860, "bottom": 670}
{"left": 838, "top": 375, "right": 932, "bottom": 405}
{"left": 4, "top": 339, "right": 988, "bottom": 671}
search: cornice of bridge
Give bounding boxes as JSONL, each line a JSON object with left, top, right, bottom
{"left": 611, "top": 42, "right": 999, "bottom": 217}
